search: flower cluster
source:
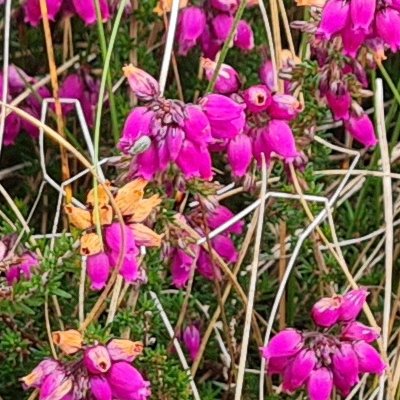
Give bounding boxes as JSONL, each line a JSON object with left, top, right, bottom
{"left": 118, "top": 65, "right": 245, "bottom": 181}
{"left": 176, "top": 0, "right": 255, "bottom": 58}
{"left": 22, "top": 329, "right": 150, "bottom": 400}
{"left": 23, "top": 0, "right": 111, "bottom": 27}
{"left": 0, "top": 234, "right": 39, "bottom": 287}
{"left": 202, "top": 58, "right": 302, "bottom": 177}
{"left": 1, "top": 65, "right": 100, "bottom": 146}
{"left": 261, "top": 289, "right": 385, "bottom": 399}
{"left": 65, "top": 179, "right": 162, "bottom": 290}
{"left": 169, "top": 200, "right": 243, "bottom": 288}
{"left": 317, "top": 0, "right": 400, "bottom": 59}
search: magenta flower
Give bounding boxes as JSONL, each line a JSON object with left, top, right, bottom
{"left": 227, "top": 133, "right": 253, "bottom": 177}
{"left": 210, "top": 0, "right": 239, "bottom": 13}
{"left": 106, "top": 362, "right": 151, "bottom": 399}
{"left": 341, "top": 24, "right": 367, "bottom": 58}
{"left": 326, "top": 82, "right": 352, "bottom": 121}
{"left": 72, "top": 0, "right": 110, "bottom": 25}
{"left": 86, "top": 252, "right": 111, "bottom": 291}
{"left": 376, "top": 8, "right": 400, "bottom": 52}
{"left": 170, "top": 248, "right": 196, "bottom": 288}
{"left": 202, "top": 58, "right": 241, "bottom": 95}
{"left": 206, "top": 205, "right": 244, "bottom": 235}
{"left": 234, "top": 20, "right": 255, "bottom": 51}
{"left": 345, "top": 112, "right": 377, "bottom": 148}
{"left": 23, "top": 0, "right": 63, "bottom": 26}
{"left": 212, "top": 14, "right": 233, "bottom": 42}
{"left": 124, "top": 65, "right": 160, "bottom": 102}
{"left": 183, "top": 325, "right": 201, "bottom": 361}
{"left": 339, "top": 288, "right": 368, "bottom": 321}
{"left": 259, "top": 60, "right": 275, "bottom": 92}
{"left": 200, "top": 94, "right": 245, "bottom": 139}
{"left": 350, "top": 0, "right": 376, "bottom": 33}
{"left": 242, "top": 85, "right": 271, "bottom": 113}
{"left": 317, "top": 0, "right": 350, "bottom": 40}
{"left": 90, "top": 376, "right": 112, "bottom": 400}
{"left": 84, "top": 345, "right": 112, "bottom": 374}
{"left": 177, "top": 6, "right": 206, "bottom": 56}
{"left": 311, "top": 296, "right": 343, "bottom": 328}
{"left": 261, "top": 329, "right": 303, "bottom": 359}
{"left": 353, "top": 341, "right": 386, "bottom": 374}
{"left": 307, "top": 368, "right": 333, "bottom": 400}
{"left": 332, "top": 343, "right": 359, "bottom": 395}
{"left": 267, "top": 94, "right": 302, "bottom": 121}
{"left": 282, "top": 349, "right": 317, "bottom": 392}
{"left": 341, "top": 321, "right": 380, "bottom": 343}
{"left": 5, "top": 250, "right": 39, "bottom": 285}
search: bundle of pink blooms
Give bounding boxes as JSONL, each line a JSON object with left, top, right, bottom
{"left": 261, "top": 289, "right": 385, "bottom": 400}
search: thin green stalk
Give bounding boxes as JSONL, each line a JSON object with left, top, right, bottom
{"left": 379, "top": 63, "right": 400, "bottom": 108}
{"left": 205, "top": 0, "right": 247, "bottom": 93}
{"left": 92, "top": 0, "right": 127, "bottom": 243}
{"left": 93, "top": 0, "right": 120, "bottom": 144}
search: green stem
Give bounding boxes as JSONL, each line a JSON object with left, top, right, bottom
{"left": 94, "top": 0, "right": 120, "bottom": 144}
{"left": 205, "top": 0, "right": 247, "bottom": 93}
{"left": 378, "top": 63, "right": 400, "bottom": 108}
{"left": 92, "top": 0, "right": 127, "bottom": 244}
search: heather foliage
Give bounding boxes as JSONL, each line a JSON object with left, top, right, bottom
{"left": 1, "top": 0, "right": 400, "bottom": 399}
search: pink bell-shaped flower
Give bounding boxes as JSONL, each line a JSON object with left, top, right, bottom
{"left": 306, "top": 368, "right": 333, "bottom": 400}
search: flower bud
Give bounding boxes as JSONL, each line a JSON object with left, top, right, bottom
{"left": 52, "top": 329, "right": 83, "bottom": 355}
{"left": 183, "top": 325, "right": 201, "bottom": 361}
{"left": 123, "top": 65, "right": 160, "bottom": 101}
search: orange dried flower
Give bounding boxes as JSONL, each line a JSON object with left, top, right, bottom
{"left": 115, "top": 179, "right": 147, "bottom": 216}
{"left": 128, "top": 195, "right": 161, "bottom": 223}
{"left": 153, "top": 0, "right": 188, "bottom": 15}
{"left": 64, "top": 205, "right": 92, "bottom": 230}
{"left": 52, "top": 329, "right": 83, "bottom": 355}
{"left": 86, "top": 182, "right": 111, "bottom": 208}
{"left": 130, "top": 223, "right": 162, "bottom": 247}
{"left": 80, "top": 233, "right": 102, "bottom": 256}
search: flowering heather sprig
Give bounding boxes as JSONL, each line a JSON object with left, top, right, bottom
{"left": 0, "top": 234, "right": 39, "bottom": 288}
{"left": 23, "top": 0, "right": 111, "bottom": 27}
{"left": 0, "top": 66, "right": 100, "bottom": 145}
{"left": 119, "top": 65, "right": 246, "bottom": 181}
{"left": 65, "top": 179, "right": 162, "bottom": 290}
{"left": 169, "top": 200, "right": 244, "bottom": 287}
{"left": 22, "top": 330, "right": 150, "bottom": 399}
{"left": 174, "top": 1, "right": 255, "bottom": 59}
{"left": 201, "top": 60, "right": 303, "bottom": 178}
{"left": 315, "top": 0, "right": 400, "bottom": 59}
{"left": 261, "top": 289, "right": 385, "bottom": 399}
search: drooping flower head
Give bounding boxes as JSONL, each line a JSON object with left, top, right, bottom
{"left": 65, "top": 179, "right": 161, "bottom": 290}
{"left": 261, "top": 289, "right": 385, "bottom": 399}
{"left": 22, "top": 330, "right": 150, "bottom": 400}
{"left": 119, "top": 65, "right": 215, "bottom": 181}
